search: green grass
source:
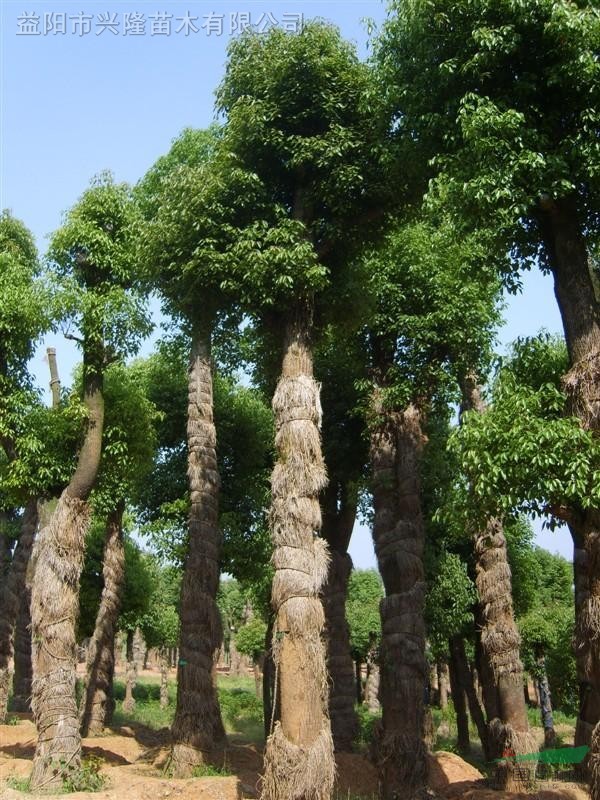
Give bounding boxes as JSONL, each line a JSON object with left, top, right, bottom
{"left": 4, "top": 756, "right": 106, "bottom": 794}
{"left": 6, "top": 776, "right": 30, "bottom": 793}
{"left": 191, "top": 763, "right": 233, "bottom": 778}
{"left": 526, "top": 706, "right": 577, "bottom": 729}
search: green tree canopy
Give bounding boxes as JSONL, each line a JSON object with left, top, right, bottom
{"left": 376, "top": 0, "right": 600, "bottom": 276}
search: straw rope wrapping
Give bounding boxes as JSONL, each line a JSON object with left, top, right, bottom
{"left": 262, "top": 366, "right": 336, "bottom": 800}
{"left": 170, "top": 333, "right": 226, "bottom": 777}
{"left": 30, "top": 494, "right": 91, "bottom": 790}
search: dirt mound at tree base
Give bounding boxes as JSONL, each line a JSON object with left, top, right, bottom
{"left": 428, "top": 750, "right": 485, "bottom": 792}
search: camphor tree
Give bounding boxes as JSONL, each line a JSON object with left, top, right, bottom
{"left": 361, "top": 215, "right": 501, "bottom": 798}
{"left": 29, "top": 173, "right": 149, "bottom": 790}
{"left": 376, "top": 0, "right": 600, "bottom": 780}
{"left": 451, "top": 333, "right": 600, "bottom": 750}
{"left": 137, "top": 129, "right": 275, "bottom": 774}
{"left": 216, "top": 22, "right": 389, "bottom": 799}
{"left": 458, "top": 380, "right": 535, "bottom": 783}
{"left": 138, "top": 129, "right": 230, "bottom": 775}
{"left": 0, "top": 210, "right": 50, "bottom": 721}
{"left": 79, "top": 361, "right": 157, "bottom": 736}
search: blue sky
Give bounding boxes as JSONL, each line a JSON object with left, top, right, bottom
{"left": 2, "top": 0, "right": 571, "bottom": 565}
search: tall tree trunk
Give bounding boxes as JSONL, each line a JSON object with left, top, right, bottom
{"left": 12, "top": 589, "right": 33, "bottom": 712}
{"left": 370, "top": 399, "right": 427, "bottom": 800}
{"left": 355, "top": 659, "right": 363, "bottom": 704}
{"left": 539, "top": 197, "right": 600, "bottom": 795}
{"left": 462, "top": 377, "right": 533, "bottom": 786}
{"left": 438, "top": 662, "right": 449, "bottom": 710}
{"left": 160, "top": 648, "right": 169, "bottom": 710}
{"left": 474, "top": 619, "right": 500, "bottom": 722}
{"left": 571, "top": 523, "right": 600, "bottom": 749}
{"left": 474, "top": 519, "right": 533, "bottom": 786}
{"left": 322, "top": 551, "right": 358, "bottom": 750}
{"left": 254, "top": 658, "right": 263, "bottom": 700}
{"left": 122, "top": 630, "right": 136, "bottom": 714}
{"left": 263, "top": 618, "right": 277, "bottom": 741}
{"left": 30, "top": 353, "right": 103, "bottom": 790}
{"left": 365, "top": 662, "right": 381, "bottom": 714}
{"left": 229, "top": 636, "right": 243, "bottom": 677}
{"left": 450, "top": 635, "right": 489, "bottom": 758}
{"left": 262, "top": 304, "right": 335, "bottom": 800}
{"left": 430, "top": 662, "right": 439, "bottom": 707}
{"left": 321, "top": 481, "right": 359, "bottom": 752}
{"left": 170, "top": 326, "right": 226, "bottom": 777}
{"left": 80, "top": 504, "right": 125, "bottom": 736}
{"left": 448, "top": 645, "right": 470, "bottom": 755}
{"left": 0, "top": 500, "right": 37, "bottom": 721}
{"left": 535, "top": 653, "right": 556, "bottom": 749}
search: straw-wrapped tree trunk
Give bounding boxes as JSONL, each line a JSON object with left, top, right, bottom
{"left": 461, "top": 376, "right": 533, "bottom": 784}
{"left": 262, "top": 303, "right": 335, "bottom": 800}
{"left": 321, "top": 481, "right": 358, "bottom": 752}
{"left": 474, "top": 520, "right": 533, "bottom": 780}
{"left": 122, "top": 630, "right": 136, "bottom": 714}
{"left": 462, "top": 377, "right": 533, "bottom": 787}
{"left": 12, "top": 590, "right": 33, "bottom": 712}
{"left": 0, "top": 499, "right": 37, "bottom": 721}
{"left": 30, "top": 358, "right": 104, "bottom": 790}
{"left": 370, "top": 398, "right": 428, "bottom": 800}
{"left": 160, "top": 648, "right": 170, "bottom": 709}
{"left": 170, "top": 325, "right": 226, "bottom": 777}
{"left": 80, "top": 503, "right": 126, "bottom": 736}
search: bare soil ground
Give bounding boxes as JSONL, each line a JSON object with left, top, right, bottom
{"left": 0, "top": 718, "right": 591, "bottom": 800}
{"left": 0, "top": 714, "right": 383, "bottom": 800}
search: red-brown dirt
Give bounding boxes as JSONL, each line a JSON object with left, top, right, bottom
{"left": 0, "top": 717, "right": 590, "bottom": 800}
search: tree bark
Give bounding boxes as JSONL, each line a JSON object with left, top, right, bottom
{"left": 122, "top": 630, "right": 136, "bottom": 714}
{"left": 365, "top": 662, "right": 381, "bottom": 714}
{"left": 262, "top": 304, "right": 335, "bottom": 800}
{"left": 355, "top": 660, "right": 363, "bottom": 704}
{"left": 263, "top": 618, "right": 278, "bottom": 741}
{"left": 370, "top": 399, "right": 428, "bottom": 800}
{"left": 448, "top": 645, "right": 470, "bottom": 755}
{"left": 450, "top": 635, "right": 490, "bottom": 758}
{"left": 438, "top": 662, "right": 449, "bottom": 710}
{"left": 160, "top": 648, "right": 169, "bottom": 709}
{"left": 474, "top": 519, "right": 533, "bottom": 787}
{"left": 80, "top": 504, "right": 125, "bottom": 736}
{"left": 12, "top": 588, "right": 33, "bottom": 712}
{"left": 229, "top": 636, "right": 243, "bottom": 677}
{"left": 322, "top": 549, "right": 358, "bottom": 750}
{"left": 539, "top": 197, "right": 600, "bottom": 795}
{"left": 535, "top": 653, "right": 556, "bottom": 749}
{"left": 170, "top": 326, "right": 226, "bottom": 777}
{"left": 30, "top": 353, "right": 103, "bottom": 790}
{"left": 462, "top": 377, "right": 533, "bottom": 787}
{"left": 321, "top": 481, "right": 359, "bottom": 752}
{"left": 0, "top": 500, "right": 37, "bottom": 721}
{"left": 571, "top": 523, "right": 600, "bottom": 749}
